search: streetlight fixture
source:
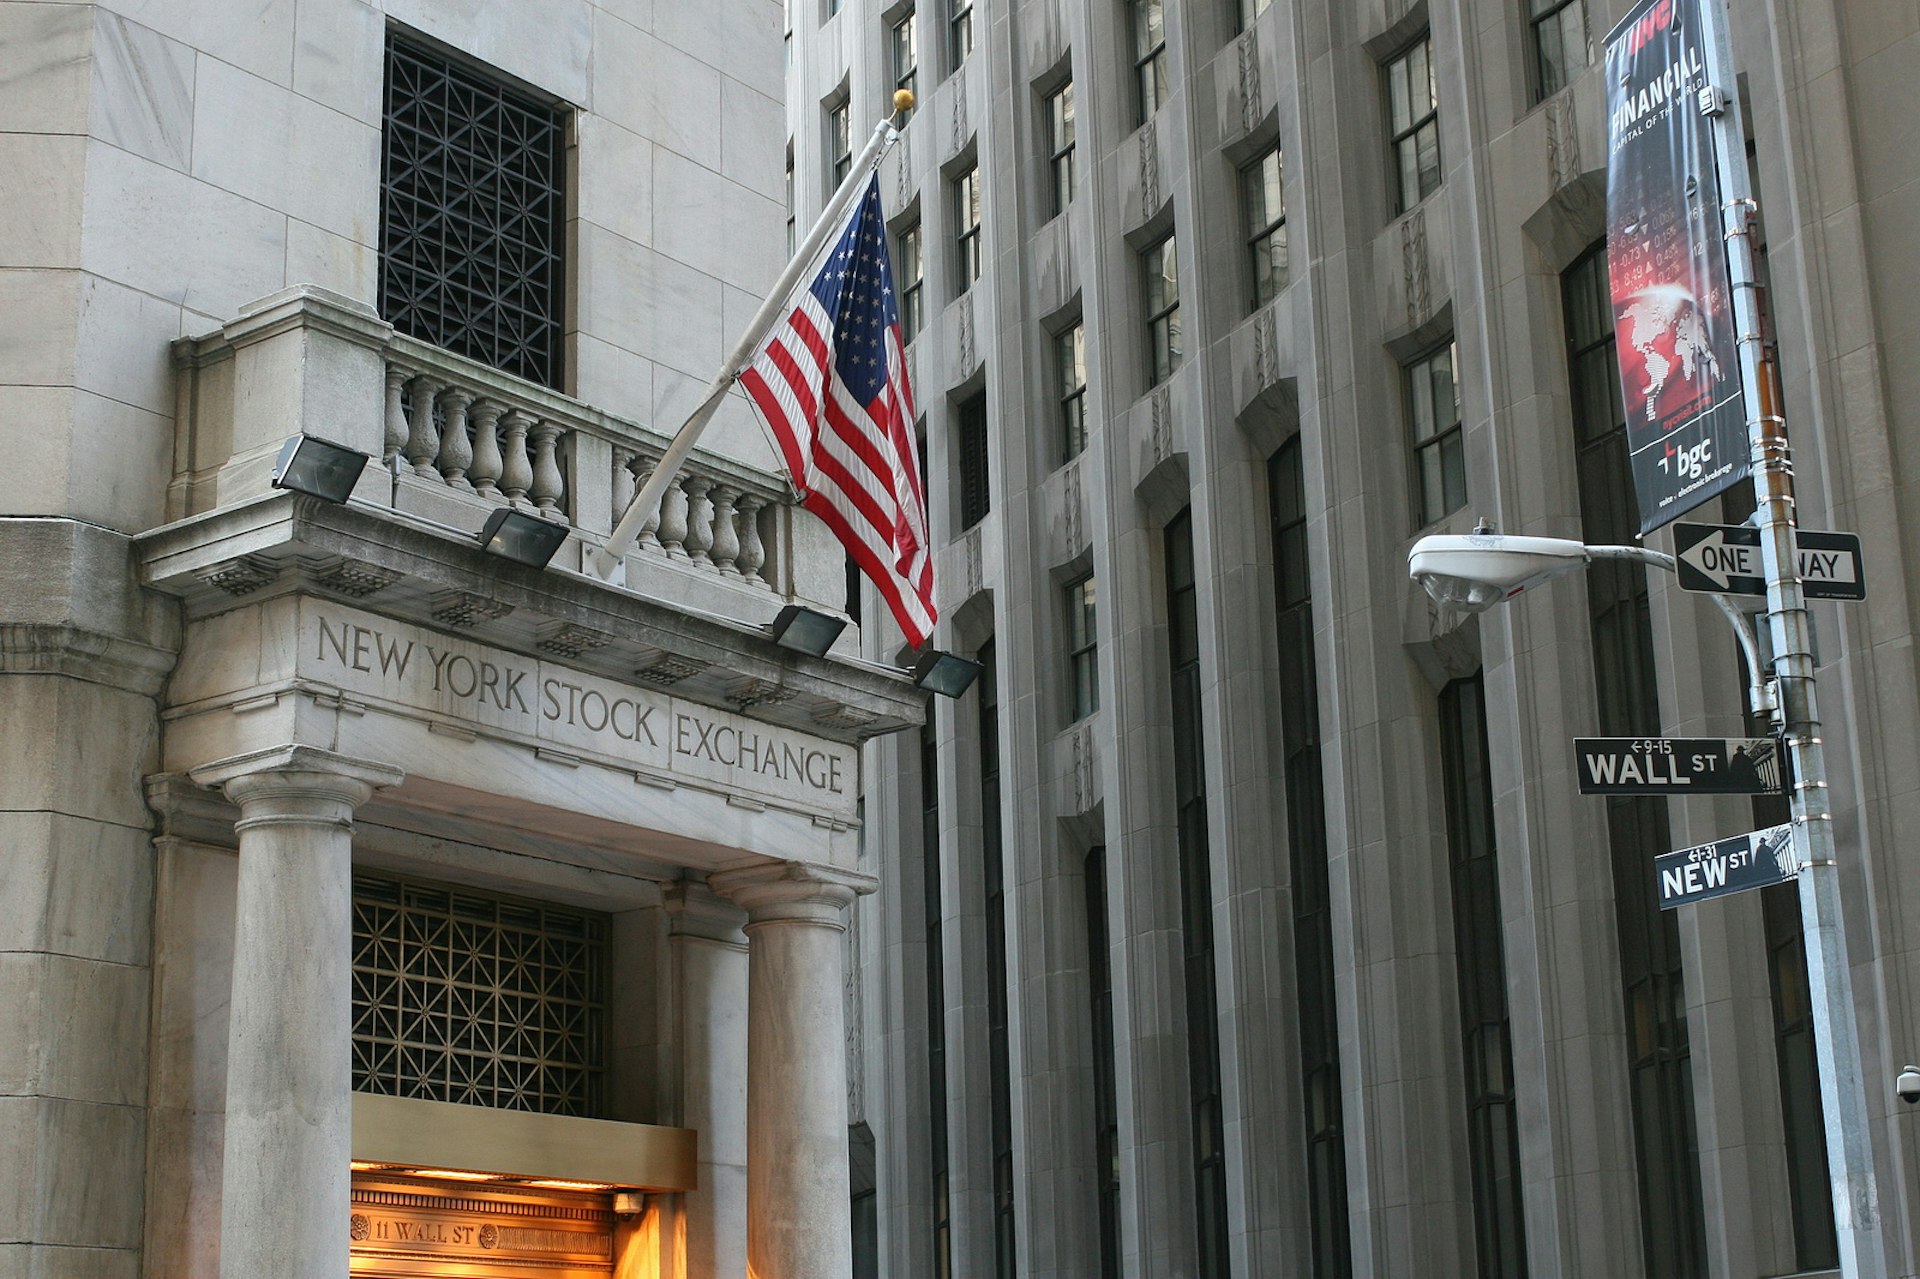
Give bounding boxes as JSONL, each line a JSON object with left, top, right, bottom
{"left": 270, "top": 435, "right": 369, "bottom": 504}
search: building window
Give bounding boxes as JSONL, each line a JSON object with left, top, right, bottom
{"left": 957, "top": 393, "right": 990, "bottom": 529}
{"left": 892, "top": 10, "right": 918, "bottom": 122}
{"left": 1440, "top": 675, "right": 1530, "bottom": 1279}
{"left": 1144, "top": 234, "right": 1182, "bottom": 386}
{"left": 1131, "top": 0, "right": 1168, "bottom": 125}
{"left": 1083, "top": 845, "right": 1122, "bottom": 1277}
{"left": 949, "top": 0, "right": 973, "bottom": 71}
{"left": 955, "top": 166, "right": 982, "bottom": 293}
{"left": 1057, "top": 322, "right": 1088, "bottom": 463}
{"left": 1563, "top": 244, "right": 1708, "bottom": 1279}
{"left": 380, "top": 33, "right": 566, "bottom": 389}
{"left": 786, "top": 148, "right": 797, "bottom": 256}
{"left": 922, "top": 716, "right": 953, "bottom": 1279}
{"left": 1067, "top": 574, "right": 1099, "bottom": 719}
{"left": 1530, "top": 0, "right": 1590, "bottom": 101}
{"left": 352, "top": 874, "right": 606, "bottom": 1117}
{"left": 829, "top": 97, "right": 853, "bottom": 190}
{"left": 1386, "top": 35, "right": 1441, "bottom": 213}
{"left": 1238, "top": 0, "right": 1272, "bottom": 31}
{"left": 897, "top": 221, "right": 925, "bottom": 341}
{"left": 978, "top": 644, "right": 1017, "bottom": 1277}
{"left": 1166, "top": 511, "right": 1230, "bottom": 1276}
{"left": 1047, "top": 81, "right": 1076, "bottom": 216}
{"left": 1408, "top": 342, "right": 1464, "bottom": 526}
{"left": 1243, "top": 147, "right": 1288, "bottom": 309}
{"left": 1269, "top": 439, "right": 1353, "bottom": 1277}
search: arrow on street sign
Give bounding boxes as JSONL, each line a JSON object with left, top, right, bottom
{"left": 1655, "top": 823, "right": 1800, "bottom": 910}
{"left": 1672, "top": 522, "right": 1865, "bottom": 600}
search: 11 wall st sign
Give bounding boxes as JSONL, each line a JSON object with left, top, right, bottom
{"left": 1673, "top": 521, "right": 1866, "bottom": 600}
{"left": 1575, "top": 736, "right": 1783, "bottom": 795}
{"left": 1655, "top": 823, "right": 1799, "bottom": 910}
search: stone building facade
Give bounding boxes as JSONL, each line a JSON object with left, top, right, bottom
{"left": 1, "top": 2, "right": 921, "bottom": 1278}
{"left": 794, "top": 0, "right": 1920, "bottom": 1276}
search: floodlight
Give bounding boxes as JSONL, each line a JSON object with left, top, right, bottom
{"left": 478, "top": 507, "right": 569, "bottom": 569}
{"left": 768, "top": 604, "right": 849, "bottom": 657}
{"left": 270, "top": 435, "right": 369, "bottom": 504}
{"left": 910, "top": 650, "right": 983, "bottom": 699}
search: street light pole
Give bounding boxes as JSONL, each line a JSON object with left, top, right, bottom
{"left": 1693, "top": 0, "right": 1886, "bottom": 1270}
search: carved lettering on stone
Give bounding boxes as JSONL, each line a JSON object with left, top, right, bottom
{"left": 1403, "top": 208, "right": 1430, "bottom": 328}
{"left": 430, "top": 591, "right": 513, "bottom": 628}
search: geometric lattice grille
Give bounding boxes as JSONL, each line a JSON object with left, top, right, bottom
{"left": 380, "top": 34, "right": 567, "bottom": 389}
{"left": 351, "top": 875, "right": 606, "bottom": 1117}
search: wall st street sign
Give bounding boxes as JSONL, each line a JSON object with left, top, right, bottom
{"left": 1655, "top": 823, "right": 1799, "bottom": 910}
{"left": 1575, "top": 736, "right": 1783, "bottom": 795}
{"left": 1672, "top": 522, "right": 1866, "bottom": 600}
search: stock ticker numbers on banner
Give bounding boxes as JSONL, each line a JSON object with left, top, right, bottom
{"left": 1604, "top": 0, "right": 1748, "bottom": 534}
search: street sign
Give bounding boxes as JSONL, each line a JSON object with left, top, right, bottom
{"left": 1575, "top": 736, "right": 1783, "bottom": 795}
{"left": 1672, "top": 522, "right": 1865, "bottom": 600}
{"left": 1655, "top": 823, "right": 1799, "bottom": 910}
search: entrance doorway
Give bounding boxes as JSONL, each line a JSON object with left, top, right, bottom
{"left": 349, "top": 1171, "right": 616, "bottom": 1278}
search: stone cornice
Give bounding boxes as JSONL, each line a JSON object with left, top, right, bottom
{"left": 0, "top": 622, "right": 177, "bottom": 696}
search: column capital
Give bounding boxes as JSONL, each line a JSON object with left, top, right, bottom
{"left": 708, "top": 861, "right": 877, "bottom": 926}
{"left": 663, "top": 880, "right": 748, "bottom": 943}
{"left": 190, "top": 744, "right": 404, "bottom": 815}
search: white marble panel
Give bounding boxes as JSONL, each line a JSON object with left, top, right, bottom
{"left": 575, "top": 222, "right": 724, "bottom": 380}
{"left": 652, "top": 0, "right": 780, "bottom": 88}
{"left": 96, "top": 0, "right": 296, "bottom": 86}
{"left": 570, "top": 332, "right": 655, "bottom": 425}
{"left": 284, "top": 216, "right": 378, "bottom": 300}
{"left": 0, "top": 953, "right": 150, "bottom": 1107}
{"left": 0, "top": 812, "right": 153, "bottom": 967}
{"left": 384, "top": 0, "right": 592, "bottom": 104}
{"left": 652, "top": 149, "right": 782, "bottom": 295}
{"left": 589, "top": 9, "right": 721, "bottom": 163}
{"left": 81, "top": 140, "right": 288, "bottom": 318}
{"left": 718, "top": 75, "right": 784, "bottom": 201}
{"left": 0, "top": 134, "right": 86, "bottom": 268}
{"left": 0, "top": 270, "right": 78, "bottom": 387}
{"left": 0, "top": 387, "right": 74, "bottom": 519}
{"left": 65, "top": 386, "right": 173, "bottom": 532}
{"left": 291, "top": 0, "right": 383, "bottom": 122}
{"left": 90, "top": 10, "right": 193, "bottom": 172}
{"left": 0, "top": 3, "right": 93, "bottom": 136}
{"left": 73, "top": 272, "right": 182, "bottom": 414}
{"left": 190, "top": 54, "right": 379, "bottom": 243}
{"left": 576, "top": 113, "right": 655, "bottom": 249}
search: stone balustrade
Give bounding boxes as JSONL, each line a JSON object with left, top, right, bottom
{"left": 169, "top": 288, "right": 837, "bottom": 612}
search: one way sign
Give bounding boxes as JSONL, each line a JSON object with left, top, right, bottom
{"left": 1673, "top": 522, "right": 1866, "bottom": 601}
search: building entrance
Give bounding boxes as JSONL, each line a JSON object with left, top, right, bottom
{"left": 348, "top": 1172, "right": 617, "bottom": 1278}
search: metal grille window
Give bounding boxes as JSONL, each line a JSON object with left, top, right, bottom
{"left": 1131, "top": 0, "right": 1168, "bottom": 125}
{"left": 1244, "top": 147, "right": 1288, "bottom": 309}
{"left": 1440, "top": 675, "right": 1530, "bottom": 1279}
{"left": 1408, "top": 342, "right": 1464, "bottom": 526}
{"left": 978, "top": 643, "right": 1017, "bottom": 1277}
{"left": 1166, "top": 510, "right": 1231, "bottom": 1277}
{"left": 1530, "top": 0, "right": 1590, "bottom": 101}
{"left": 957, "top": 393, "right": 990, "bottom": 529}
{"left": 1386, "top": 35, "right": 1441, "bottom": 213}
{"left": 829, "top": 98, "right": 853, "bottom": 190}
{"left": 1084, "top": 846, "right": 1122, "bottom": 1279}
{"left": 955, "top": 166, "right": 982, "bottom": 293}
{"left": 921, "top": 717, "right": 954, "bottom": 1279}
{"left": 1067, "top": 573, "right": 1099, "bottom": 720}
{"left": 380, "top": 34, "right": 566, "bottom": 389}
{"left": 897, "top": 221, "right": 925, "bottom": 341}
{"left": 1048, "top": 81, "right": 1076, "bottom": 217}
{"left": 949, "top": 0, "right": 973, "bottom": 71}
{"left": 352, "top": 875, "right": 607, "bottom": 1117}
{"left": 1564, "top": 244, "right": 1708, "bottom": 1279}
{"left": 892, "top": 11, "right": 918, "bottom": 123}
{"left": 1144, "top": 234, "right": 1182, "bottom": 386}
{"left": 1269, "top": 439, "right": 1353, "bottom": 1278}
{"left": 1058, "top": 322, "right": 1088, "bottom": 463}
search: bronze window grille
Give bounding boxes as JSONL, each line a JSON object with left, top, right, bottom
{"left": 351, "top": 874, "right": 608, "bottom": 1117}
{"left": 380, "top": 33, "right": 567, "bottom": 390}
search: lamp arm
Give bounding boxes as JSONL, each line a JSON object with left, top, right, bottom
{"left": 1583, "top": 544, "right": 1773, "bottom": 720}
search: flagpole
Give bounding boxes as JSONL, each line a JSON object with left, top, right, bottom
{"left": 589, "top": 93, "right": 914, "bottom": 580}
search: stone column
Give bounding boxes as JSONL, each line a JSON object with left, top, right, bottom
{"left": 710, "top": 863, "right": 877, "bottom": 1279}
{"left": 189, "top": 746, "right": 403, "bottom": 1279}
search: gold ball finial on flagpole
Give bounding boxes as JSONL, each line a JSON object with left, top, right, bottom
{"left": 893, "top": 88, "right": 915, "bottom": 114}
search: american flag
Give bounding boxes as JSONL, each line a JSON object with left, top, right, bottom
{"left": 739, "top": 175, "right": 935, "bottom": 646}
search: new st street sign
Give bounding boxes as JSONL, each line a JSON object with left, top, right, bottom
{"left": 1672, "top": 522, "right": 1866, "bottom": 600}
{"left": 1655, "top": 823, "right": 1800, "bottom": 910}
{"left": 1575, "top": 737, "right": 1783, "bottom": 795}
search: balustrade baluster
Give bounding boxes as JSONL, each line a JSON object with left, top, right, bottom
{"left": 612, "top": 448, "right": 637, "bottom": 515}
{"left": 383, "top": 366, "right": 410, "bottom": 465}
{"left": 469, "top": 401, "right": 504, "bottom": 497}
{"left": 637, "top": 463, "right": 663, "bottom": 550}
{"left": 709, "top": 484, "right": 741, "bottom": 574}
{"left": 657, "top": 476, "right": 689, "bottom": 556}
{"left": 499, "top": 410, "right": 534, "bottom": 505}
{"left": 405, "top": 376, "right": 442, "bottom": 477}
{"left": 436, "top": 388, "right": 474, "bottom": 488}
{"left": 735, "top": 494, "right": 767, "bottom": 586}
{"left": 529, "top": 421, "right": 564, "bottom": 516}
{"left": 682, "top": 476, "right": 714, "bottom": 563}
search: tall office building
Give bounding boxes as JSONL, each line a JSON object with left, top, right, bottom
{"left": 1, "top": 2, "right": 922, "bottom": 1277}
{"left": 795, "top": 0, "right": 1920, "bottom": 1275}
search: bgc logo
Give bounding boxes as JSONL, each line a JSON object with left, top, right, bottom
{"left": 1665, "top": 436, "right": 1712, "bottom": 481}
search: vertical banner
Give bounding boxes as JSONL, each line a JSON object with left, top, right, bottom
{"left": 1604, "top": 0, "right": 1746, "bottom": 534}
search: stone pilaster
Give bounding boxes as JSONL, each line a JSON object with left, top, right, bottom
{"left": 710, "top": 862, "right": 877, "bottom": 1279}
{"left": 189, "top": 745, "right": 402, "bottom": 1279}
